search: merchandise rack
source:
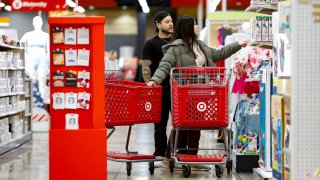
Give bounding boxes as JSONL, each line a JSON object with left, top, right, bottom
{"left": 0, "top": 44, "right": 31, "bottom": 155}
{"left": 48, "top": 16, "right": 106, "bottom": 180}
{"left": 245, "top": 3, "right": 278, "bottom": 15}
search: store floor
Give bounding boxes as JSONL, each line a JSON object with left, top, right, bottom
{"left": 0, "top": 125, "right": 252, "bottom": 180}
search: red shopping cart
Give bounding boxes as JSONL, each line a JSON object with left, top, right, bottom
{"left": 105, "top": 70, "right": 163, "bottom": 176}
{"left": 168, "top": 67, "right": 232, "bottom": 178}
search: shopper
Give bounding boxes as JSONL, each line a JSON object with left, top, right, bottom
{"left": 105, "top": 50, "right": 119, "bottom": 70}
{"left": 141, "top": 11, "right": 174, "bottom": 164}
{"left": 147, "top": 15, "right": 249, "bottom": 168}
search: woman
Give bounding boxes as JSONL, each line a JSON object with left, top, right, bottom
{"left": 147, "top": 16, "right": 249, "bottom": 168}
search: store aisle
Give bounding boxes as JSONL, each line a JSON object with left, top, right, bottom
{"left": 0, "top": 125, "right": 252, "bottom": 180}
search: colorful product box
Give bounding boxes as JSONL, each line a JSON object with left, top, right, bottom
{"left": 262, "top": 16, "right": 269, "bottom": 42}
{"left": 254, "top": 16, "right": 262, "bottom": 42}
{"left": 269, "top": 16, "right": 273, "bottom": 42}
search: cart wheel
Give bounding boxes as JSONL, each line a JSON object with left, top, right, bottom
{"left": 126, "top": 162, "right": 132, "bottom": 176}
{"left": 149, "top": 162, "right": 155, "bottom": 175}
{"left": 215, "top": 165, "right": 223, "bottom": 178}
{"left": 226, "top": 160, "right": 232, "bottom": 174}
{"left": 182, "top": 165, "right": 191, "bottom": 178}
{"left": 169, "top": 159, "right": 175, "bottom": 173}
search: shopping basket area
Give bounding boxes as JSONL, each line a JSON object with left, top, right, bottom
{"left": 105, "top": 70, "right": 163, "bottom": 176}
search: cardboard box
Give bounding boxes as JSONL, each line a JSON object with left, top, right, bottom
{"left": 262, "top": 16, "right": 269, "bottom": 42}
{"left": 254, "top": 16, "right": 262, "bottom": 42}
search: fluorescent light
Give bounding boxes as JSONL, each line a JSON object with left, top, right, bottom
{"left": 73, "top": 6, "right": 85, "bottom": 13}
{"left": 4, "top": 5, "right": 11, "bottom": 11}
{"left": 66, "top": 0, "right": 76, "bottom": 8}
{"left": 0, "top": 2, "right": 5, "bottom": 8}
{"left": 138, "top": 0, "right": 149, "bottom": 13}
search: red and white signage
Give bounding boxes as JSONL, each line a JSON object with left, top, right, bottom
{"left": 9, "top": 0, "right": 67, "bottom": 12}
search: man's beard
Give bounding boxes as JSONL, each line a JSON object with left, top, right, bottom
{"left": 161, "top": 28, "right": 173, "bottom": 34}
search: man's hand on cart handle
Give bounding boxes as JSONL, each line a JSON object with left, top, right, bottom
{"left": 147, "top": 81, "right": 157, "bottom": 86}
{"left": 239, "top": 40, "right": 251, "bottom": 47}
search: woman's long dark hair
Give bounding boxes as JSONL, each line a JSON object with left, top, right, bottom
{"left": 172, "top": 16, "right": 198, "bottom": 56}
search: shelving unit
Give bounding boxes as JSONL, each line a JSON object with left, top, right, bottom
{"left": 251, "top": 42, "right": 273, "bottom": 49}
{"left": 24, "top": 79, "right": 32, "bottom": 133}
{"left": 0, "top": 44, "right": 32, "bottom": 155}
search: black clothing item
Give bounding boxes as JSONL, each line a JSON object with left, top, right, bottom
{"left": 142, "top": 36, "right": 171, "bottom": 87}
{"left": 142, "top": 35, "right": 172, "bottom": 157}
{"left": 154, "top": 11, "right": 170, "bottom": 24}
{"left": 153, "top": 85, "right": 171, "bottom": 157}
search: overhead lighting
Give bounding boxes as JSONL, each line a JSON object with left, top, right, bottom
{"left": 4, "top": 5, "right": 11, "bottom": 11}
{"left": 121, "top": 6, "right": 128, "bottom": 10}
{"left": 138, "top": 0, "right": 150, "bottom": 13}
{"left": 73, "top": 6, "right": 85, "bottom": 13}
{"left": 88, "top": 5, "right": 95, "bottom": 10}
{"left": 0, "top": 2, "right": 5, "bottom": 8}
{"left": 66, "top": 0, "right": 76, "bottom": 8}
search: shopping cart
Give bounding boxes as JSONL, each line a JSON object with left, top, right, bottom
{"left": 168, "top": 67, "right": 232, "bottom": 178}
{"left": 105, "top": 70, "right": 163, "bottom": 176}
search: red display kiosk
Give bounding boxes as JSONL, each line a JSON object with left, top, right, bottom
{"left": 48, "top": 16, "right": 106, "bottom": 180}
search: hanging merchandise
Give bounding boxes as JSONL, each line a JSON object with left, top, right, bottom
{"left": 66, "top": 70, "right": 78, "bottom": 87}
{"left": 273, "top": 33, "right": 291, "bottom": 78}
{"left": 77, "top": 49, "right": 90, "bottom": 66}
{"left": 77, "top": 27, "right": 90, "bottom": 44}
{"left": 77, "top": 92, "right": 90, "bottom": 110}
{"left": 77, "top": 71, "right": 90, "bottom": 88}
{"left": 52, "top": 49, "right": 65, "bottom": 65}
{"left": 65, "top": 92, "right": 78, "bottom": 109}
{"left": 52, "top": 27, "right": 64, "bottom": 44}
{"left": 65, "top": 113, "right": 79, "bottom": 130}
{"left": 65, "top": 49, "right": 78, "bottom": 66}
{"left": 64, "top": 27, "right": 77, "bottom": 45}
{"left": 52, "top": 92, "right": 65, "bottom": 110}
{"left": 52, "top": 70, "right": 65, "bottom": 87}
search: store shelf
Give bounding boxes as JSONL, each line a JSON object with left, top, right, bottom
{"left": 25, "top": 78, "right": 32, "bottom": 82}
{"left": 0, "top": 109, "right": 25, "bottom": 118}
{"left": 0, "top": 92, "right": 25, "bottom": 97}
{"left": 0, "top": 132, "right": 31, "bottom": 155}
{"left": 253, "top": 168, "right": 273, "bottom": 179}
{"left": 245, "top": 3, "right": 278, "bottom": 15}
{"left": 25, "top": 113, "right": 32, "bottom": 117}
{"left": 0, "top": 44, "right": 23, "bottom": 50}
{"left": 25, "top": 95, "right": 31, "bottom": 98}
{"left": 252, "top": 41, "right": 273, "bottom": 49}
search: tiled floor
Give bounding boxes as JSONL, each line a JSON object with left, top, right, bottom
{"left": 0, "top": 124, "right": 253, "bottom": 180}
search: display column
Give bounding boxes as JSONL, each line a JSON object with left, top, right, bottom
{"left": 48, "top": 16, "right": 106, "bottom": 180}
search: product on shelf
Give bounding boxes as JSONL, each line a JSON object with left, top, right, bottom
{"left": 52, "top": 71, "right": 65, "bottom": 87}
{"left": 77, "top": 71, "right": 90, "bottom": 88}
{"left": 66, "top": 70, "right": 77, "bottom": 87}
{"left": 65, "top": 92, "right": 78, "bottom": 109}
{"left": 52, "top": 49, "right": 65, "bottom": 65}
{"left": 64, "top": 27, "right": 77, "bottom": 45}
{"left": 269, "top": 16, "right": 273, "bottom": 41}
{"left": 77, "top": 27, "right": 90, "bottom": 44}
{"left": 65, "top": 49, "right": 77, "bottom": 66}
{"left": 65, "top": 113, "right": 79, "bottom": 130}
{"left": 77, "top": 92, "right": 90, "bottom": 110}
{"left": 52, "top": 92, "right": 65, "bottom": 110}
{"left": 52, "top": 27, "right": 65, "bottom": 44}
{"left": 254, "top": 16, "right": 262, "bottom": 41}
{"left": 262, "top": 16, "right": 269, "bottom": 42}
{"left": 77, "top": 49, "right": 90, "bottom": 66}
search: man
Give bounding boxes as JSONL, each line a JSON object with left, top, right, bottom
{"left": 141, "top": 11, "right": 173, "bottom": 163}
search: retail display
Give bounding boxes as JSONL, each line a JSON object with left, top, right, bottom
{"left": 252, "top": 16, "right": 273, "bottom": 42}
{"left": 49, "top": 16, "right": 106, "bottom": 180}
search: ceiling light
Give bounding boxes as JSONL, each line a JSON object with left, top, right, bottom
{"left": 121, "top": 6, "right": 128, "bottom": 10}
{"left": 88, "top": 5, "right": 95, "bottom": 10}
{"left": 0, "top": 2, "right": 5, "bottom": 8}
{"left": 66, "top": 0, "right": 76, "bottom": 8}
{"left": 4, "top": 5, "right": 11, "bottom": 11}
{"left": 138, "top": 0, "right": 150, "bottom": 13}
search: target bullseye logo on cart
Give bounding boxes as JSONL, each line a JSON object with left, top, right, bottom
{"left": 197, "top": 102, "right": 207, "bottom": 112}
{"left": 145, "top": 102, "right": 152, "bottom": 111}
